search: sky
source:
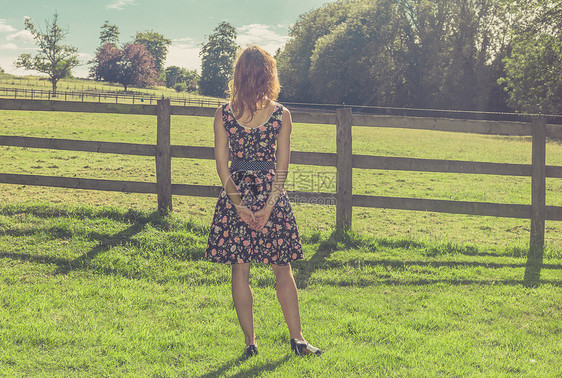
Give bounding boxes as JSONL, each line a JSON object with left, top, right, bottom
{"left": 0, "top": 0, "right": 330, "bottom": 78}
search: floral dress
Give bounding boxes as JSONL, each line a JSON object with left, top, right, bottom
{"left": 205, "top": 102, "right": 304, "bottom": 265}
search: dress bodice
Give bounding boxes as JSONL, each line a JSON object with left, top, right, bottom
{"left": 222, "top": 102, "right": 283, "bottom": 162}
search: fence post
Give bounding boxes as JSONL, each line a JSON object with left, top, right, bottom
{"left": 336, "top": 107, "right": 353, "bottom": 229}
{"left": 156, "top": 98, "right": 172, "bottom": 214}
{"left": 524, "top": 116, "right": 546, "bottom": 286}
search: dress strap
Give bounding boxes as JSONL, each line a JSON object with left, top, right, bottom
{"left": 273, "top": 102, "right": 284, "bottom": 125}
{"left": 222, "top": 103, "right": 230, "bottom": 124}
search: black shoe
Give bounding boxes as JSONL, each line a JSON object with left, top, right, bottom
{"left": 290, "top": 338, "right": 323, "bottom": 356}
{"left": 243, "top": 344, "right": 258, "bottom": 357}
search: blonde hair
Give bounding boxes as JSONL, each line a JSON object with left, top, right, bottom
{"left": 228, "top": 45, "right": 281, "bottom": 121}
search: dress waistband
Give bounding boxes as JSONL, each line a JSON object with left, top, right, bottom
{"left": 230, "top": 159, "right": 276, "bottom": 172}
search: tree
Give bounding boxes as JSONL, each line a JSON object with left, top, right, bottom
{"left": 199, "top": 21, "right": 238, "bottom": 98}
{"left": 89, "top": 21, "right": 120, "bottom": 80}
{"left": 309, "top": 0, "right": 410, "bottom": 106}
{"left": 276, "top": 1, "right": 349, "bottom": 102}
{"left": 100, "top": 20, "right": 119, "bottom": 47}
{"left": 119, "top": 43, "right": 158, "bottom": 91}
{"left": 174, "top": 83, "right": 187, "bottom": 92}
{"left": 164, "top": 66, "right": 200, "bottom": 92}
{"left": 134, "top": 30, "right": 171, "bottom": 74}
{"left": 91, "top": 43, "right": 158, "bottom": 91}
{"left": 15, "top": 13, "right": 79, "bottom": 96}
{"left": 183, "top": 69, "right": 200, "bottom": 93}
{"left": 91, "top": 44, "right": 122, "bottom": 84}
{"left": 500, "top": 33, "right": 562, "bottom": 114}
{"left": 499, "top": 1, "right": 562, "bottom": 114}
{"left": 164, "top": 65, "right": 184, "bottom": 87}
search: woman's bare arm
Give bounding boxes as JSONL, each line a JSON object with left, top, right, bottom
{"left": 213, "top": 106, "right": 243, "bottom": 207}
{"left": 264, "top": 107, "right": 292, "bottom": 211}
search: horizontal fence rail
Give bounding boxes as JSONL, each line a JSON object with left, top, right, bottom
{"left": 0, "top": 173, "right": 157, "bottom": 193}
{"left": 1, "top": 98, "right": 561, "bottom": 284}
{"left": 0, "top": 135, "right": 156, "bottom": 156}
{"left": 2, "top": 135, "right": 562, "bottom": 179}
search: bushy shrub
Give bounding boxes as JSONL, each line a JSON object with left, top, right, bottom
{"left": 174, "top": 82, "right": 187, "bottom": 92}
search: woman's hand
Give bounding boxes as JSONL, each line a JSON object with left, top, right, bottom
{"left": 253, "top": 206, "right": 273, "bottom": 231}
{"left": 235, "top": 204, "right": 259, "bottom": 229}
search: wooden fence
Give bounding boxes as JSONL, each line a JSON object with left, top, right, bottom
{"left": 1, "top": 98, "right": 561, "bottom": 284}
{"left": 0, "top": 87, "right": 224, "bottom": 107}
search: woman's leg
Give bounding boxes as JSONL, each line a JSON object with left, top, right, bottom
{"left": 271, "top": 263, "right": 305, "bottom": 340}
{"left": 231, "top": 262, "right": 256, "bottom": 346}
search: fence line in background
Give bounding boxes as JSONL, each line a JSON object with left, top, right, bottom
{"left": 0, "top": 87, "right": 224, "bottom": 107}
{"left": 1, "top": 98, "right": 561, "bottom": 284}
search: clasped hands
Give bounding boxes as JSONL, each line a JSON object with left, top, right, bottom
{"left": 235, "top": 204, "right": 272, "bottom": 231}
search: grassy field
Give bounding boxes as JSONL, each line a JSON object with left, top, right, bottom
{"left": 0, "top": 78, "right": 561, "bottom": 375}
{"left": 0, "top": 73, "right": 223, "bottom": 105}
{"left": 0, "top": 203, "right": 560, "bottom": 376}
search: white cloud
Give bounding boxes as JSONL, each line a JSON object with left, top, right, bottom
{"left": 72, "top": 66, "right": 90, "bottom": 78}
{"left": 0, "top": 19, "right": 16, "bottom": 33}
{"left": 171, "top": 37, "right": 197, "bottom": 50}
{"left": 165, "top": 40, "right": 201, "bottom": 71}
{"left": 7, "top": 30, "right": 34, "bottom": 44}
{"left": 0, "top": 53, "right": 28, "bottom": 75}
{"left": 0, "top": 43, "right": 18, "bottom": 50}
{"left": 236, "top": 24, "right": 290, "bottom": 55}
{"left": 106, "top": 0, "right": 137, "bottom": 10}
{"left": 77, "top": 52, "right": 92, "bottom": 60}
{"left": 173, "top": 37, "right": 194, "bottom": 43}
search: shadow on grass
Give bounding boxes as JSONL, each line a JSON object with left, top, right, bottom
{"left": 0, "top": 221, "right": 147, "bottom": 276}
{"left": 193, "top": 355, "right": 292, "bottom": 378}
{"left": 0, "top": 201, "right": 209, "bottom": 235}
{"left": 0, "top": 202, "right": 150, "bottom": 222}
{"left": 1, "top": 203, "right": 559, "bottom": 286}
{"left": 0, "top": 203, "right": 208, "bottom": 277}
{"left": 293, "top": 228, "right": 561, "bottom": 288}
{"left": 314, "top": 277, "right": 562, "bottom": 287}
{"left": 310, "top": 257, "right": 562, "bottom": 272}
{"left": 293, "top": 227, "right": 362, "bottom": 289}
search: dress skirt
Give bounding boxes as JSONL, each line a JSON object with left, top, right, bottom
{"left": 205, "top": 167, "right": 304, "bottom": 265}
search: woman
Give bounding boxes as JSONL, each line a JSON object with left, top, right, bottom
{"left": 204, "top": 45, "right": 323, "bottom": 357}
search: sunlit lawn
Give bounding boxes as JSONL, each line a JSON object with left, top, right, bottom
{"left": 0, "top": 89, "right": 561, "bottom": 376}
{"left": 0, "top": 203, "right": 560, "bottom": 376}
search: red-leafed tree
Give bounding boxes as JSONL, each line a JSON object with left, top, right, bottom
{"left": 90, "top": 43, "right": 157, "bottom": 91}
{"left": 119, "top": 43, "right": 158, "bottom": 91}
{"left": 91, "top": 43, "right": 121, "bottom": 82}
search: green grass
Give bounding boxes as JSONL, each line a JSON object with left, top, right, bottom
{"left": 0, "top": 202, "right": 560, "bottom": 376}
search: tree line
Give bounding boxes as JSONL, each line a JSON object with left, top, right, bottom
{"left": 275, "top": 0, "right": 562, "bottom": 114}
{"left": 12, "top": 1, "right": 562, "bottom": 114}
